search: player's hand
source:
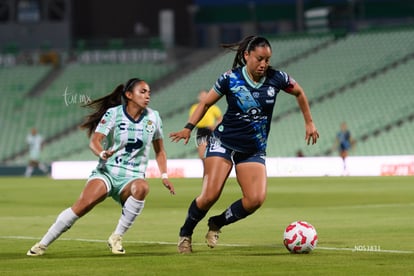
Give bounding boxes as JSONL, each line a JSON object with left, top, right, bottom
{"left": 100, "top": 150, "right": 115, "bottom": 160}
{"left": 305, "top": 123, "right": 319, "bottom": 145}
{"left": 169, "top": 129, "right": 192, "bottom": 145}
{"left": 162, "top": 178, "right": 175, "bottom": 195}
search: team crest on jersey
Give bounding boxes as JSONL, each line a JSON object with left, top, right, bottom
{"left": 267, "top": 87, "right": 275, "bottom": 97}
{"left": 145, "top": 120, "right": 155, "bottom": 133}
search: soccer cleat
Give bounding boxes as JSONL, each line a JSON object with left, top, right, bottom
{"left": 205, "top": 219, "right": 221, "bottom": 248}
{"left": 107, "top": 233, "right": 125, "bottom": 254}
{"left": 27, "top": 243, "right": 47, "bottom": 256}
{"left": 177, "top": 236, "right": 192, "bottom": 254}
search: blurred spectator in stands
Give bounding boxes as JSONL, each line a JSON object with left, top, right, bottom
{"left": 134, "top": 22, "right": 149, "bottom": 36}
{"left": 296, "top": 149, "right": 305, "bottom": 157}
{"left": 25, "top": 127, "right": 48, "bottom": 177}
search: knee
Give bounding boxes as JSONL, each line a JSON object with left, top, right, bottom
{"left": 72, "top": 199, "right": 96, "bottom": 217}
{"left": 130, "top": 181, "right": 150, "bottom": 199}
{"left": 196, "top": 194, "right": 219, "bottom": 210}
{"left": 243, "top": 195, "right": 266, "bottom": 212}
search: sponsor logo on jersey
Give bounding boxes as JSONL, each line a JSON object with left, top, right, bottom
{"left": 118, "top": 123, "right": 140, "bottom": 132}
{"left": 125, "top": 138, "right": 143, "bottom": 153}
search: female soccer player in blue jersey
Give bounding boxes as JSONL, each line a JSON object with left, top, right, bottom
{"left": 27, "top": 78, "right": 175, "bottom": 256}
{"left": 170, "top": 36, "right": 319, "bottom": 253}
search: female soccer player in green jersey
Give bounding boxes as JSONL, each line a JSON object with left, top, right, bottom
{"left": 27, "top": 78, "right": 175, "bottom": 256}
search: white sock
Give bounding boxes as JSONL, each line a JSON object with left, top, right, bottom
{"left": 114, "top": 196, "right": 145, "bottom": 236}
{"left": 40, "top": 208, "right": 79, "bottom": 246}
{"left": 25, "top": 166, "right": 34, "bottom": 177}
{"left": 38, "top": 163, "right": 48, "bottom": 173}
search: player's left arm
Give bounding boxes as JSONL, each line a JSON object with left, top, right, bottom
{"left": 284, "top": 81, "right": 319, "bottom": 145}
{"left": 213, "top": 105, "right": 223, "bottom": 129}
{"left": 152, "top": 138, "right": 175, "bottom": 195}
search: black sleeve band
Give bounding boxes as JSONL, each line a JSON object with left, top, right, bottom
{"left": 184, "top": 123, "right": 195, "bottom": 131}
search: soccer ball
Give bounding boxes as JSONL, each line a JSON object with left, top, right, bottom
{"left": 283, "top": 221, "right": 318, "bottom": 253}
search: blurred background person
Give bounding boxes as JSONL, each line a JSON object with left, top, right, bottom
{"left": 189, "top": 90, "right": 222, "bottom": 162}
{"left": 333, "top": 122, "right": 355, "bottom": 175}
{"left": 25, "top": 127, "right": 48, "bottom": 177}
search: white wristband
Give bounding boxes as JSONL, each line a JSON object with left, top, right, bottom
{"left": 99, "top": 151, "right": 106, "bottom": 159}
{"left": 161, "top": 173, "right": 168, "bottom": 179}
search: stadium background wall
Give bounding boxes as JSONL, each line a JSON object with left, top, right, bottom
{"left": 0, "top": 165, "right": 51, "bottom": 176}
{"left": 0, "top": 0, "right": 412, "bottom": 50}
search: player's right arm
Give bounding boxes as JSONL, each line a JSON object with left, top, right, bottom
{"left": 89, "top": 132, "right": 114, "bottom": 160}
{"left": 90, "top": 108, "right": 117, "bottom": 159}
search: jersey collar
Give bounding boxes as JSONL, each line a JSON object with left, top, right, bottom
{"left": 123, "top": 105, "right": 147, "bottom": 123}
{"left": 242, "top": 66, "right": 265, "bottom": 88}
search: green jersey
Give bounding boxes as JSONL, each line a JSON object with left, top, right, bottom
{"left": 95, "top": 105, "right": 163, "bottom": 178}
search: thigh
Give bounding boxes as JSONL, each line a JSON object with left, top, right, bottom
{"left": 235, "top": 162, "right": 267, "bottom": 211}
{"left": 197, "top": 156, "right": 233, "bottom": 209}
{"left": 72, "top": 179, "right": 108, "bottom": 217}
{"left": 120, "top": 178, "right": 149, "bottom": 203}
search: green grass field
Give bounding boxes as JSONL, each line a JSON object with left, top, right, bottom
{"left": 0, "top": 176, "right": 413, "bottom": 275}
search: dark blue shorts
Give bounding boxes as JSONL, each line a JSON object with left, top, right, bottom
{"left": 339, "top": 141, "right": 351, "bottom": 152}
{"left": 205, "top": 137, "right": 266, "bottom": 165}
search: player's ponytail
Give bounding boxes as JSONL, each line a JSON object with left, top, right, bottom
{"left": 80, "top": 83, "right": 125, "bottom": 137}
{"left": 221, "top": 36, "right": 272, "bottom": 69}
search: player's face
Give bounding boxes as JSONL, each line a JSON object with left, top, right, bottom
{"left": 244, "top": 46, "right": 272, "bottom": 81}
{"left": 127, "top": 81, "right": 151, "bottom": 108}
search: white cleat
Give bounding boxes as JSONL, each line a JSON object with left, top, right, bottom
{"left": 27, "top": 243, "right": 47, "bottom": 256}
{"left": 205, "top": 219, "right": 221, "bottom": 248}
{"left": 107, "top": 233, "right": 125, "bottom": 254}
{"left": 177, "top": 236, "right": 192, "bottom": 254}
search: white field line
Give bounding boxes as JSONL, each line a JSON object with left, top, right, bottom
{"left": 2, "top": 236, "right": 413, "bottom": 254}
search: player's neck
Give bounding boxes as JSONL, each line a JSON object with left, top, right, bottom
{"left": 126, "top": 105, "right": 144, "bottom": 120}
{"left": 245, "top": 69, "right": 261, "bottom": 84}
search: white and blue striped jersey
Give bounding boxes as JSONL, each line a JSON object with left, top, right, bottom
{"left": 95, "top": 105, "right": 163, "bottom": 178}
